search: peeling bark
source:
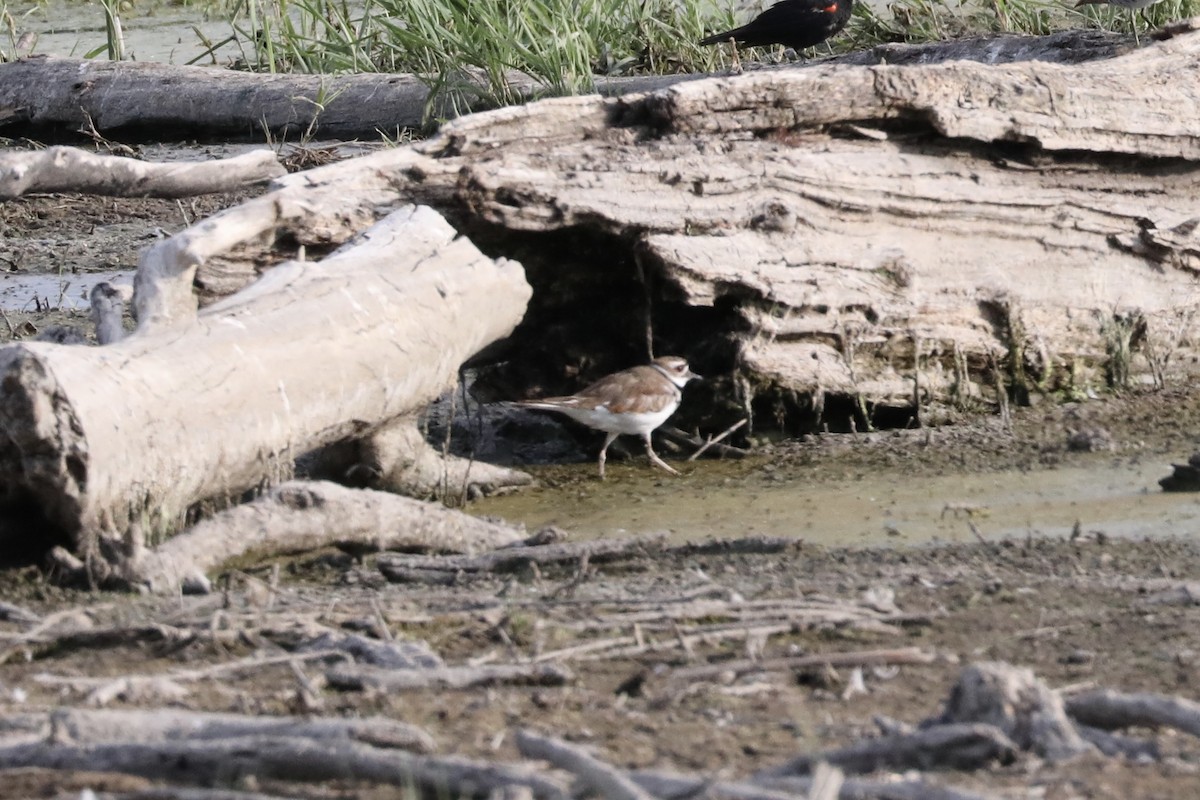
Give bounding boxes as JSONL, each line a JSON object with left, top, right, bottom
{"left": 222, "top": 22, "right": 1200, "bottom": 430}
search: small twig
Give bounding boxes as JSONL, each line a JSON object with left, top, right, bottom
{"left": 34, "top": 648, "right": 349, "bottom": 691}
{"left": 0, "top": 308, "right": 17, "bottom": 338}
{"left": 672, "top": 647, "right": 944, "bottom": 682}
{"left": 688, "top": 418, "right": 749, "bottom": 461}
{"left": 0, "top": 600, "right": 40, "bottom": 625}
{"left": 326, "top": 662, "right": 573, "bottom": 692}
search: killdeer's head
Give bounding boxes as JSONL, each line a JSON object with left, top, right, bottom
{"left": 651, "top": 356, "right": 701, "bottom": 388}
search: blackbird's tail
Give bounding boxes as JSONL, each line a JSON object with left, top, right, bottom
{"left": 699, "top": 25, "right": 747, "bottom": 46}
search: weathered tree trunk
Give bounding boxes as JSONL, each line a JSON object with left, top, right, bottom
{"left": 0, "top": 205, "right": 531, "bottom": 558}
{"left": 228, "top": 20, "right": 1200, "bottom": 431}
{"left": 0, "top": 31, "right": 1125, "bottom": 139}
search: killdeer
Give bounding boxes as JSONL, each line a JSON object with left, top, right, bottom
{"left": 514, "top": 356, "right": 700, "bottom": 479}
{"left": 700, "top": 0, "right": 855, "bottom": 52}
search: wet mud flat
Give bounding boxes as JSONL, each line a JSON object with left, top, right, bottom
{"left": 4, "top": 172, "right": 1200, "bottom": 798}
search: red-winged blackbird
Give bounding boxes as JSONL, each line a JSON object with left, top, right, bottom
{"left": 699, "top": 0, "right": 854, "bottom": 51}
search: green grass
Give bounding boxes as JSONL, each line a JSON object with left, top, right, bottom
{"left": 211, "top": 0, "right": 1200, "bottom": 123}
{"left": 6, "top": 0, "right": 1200, "bottom": 111}
{"left": 221, "top": 0, "right": 740, "bottom": 117}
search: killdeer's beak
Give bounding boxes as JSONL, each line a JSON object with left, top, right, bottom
{"left": 688, "top": 369, "right": 702, "bottom": 381}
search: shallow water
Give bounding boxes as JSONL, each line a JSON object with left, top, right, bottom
{"left": 471, "top": 450, "right": 1199, "bottom": 546}
{"left": 7, "top": 0, "right": 232, "bottom": 63}
{"left": 0, "top": 270, "right": 133, "bottom": 312}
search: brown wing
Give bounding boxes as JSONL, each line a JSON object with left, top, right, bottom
{"left": 573, "top": 366, "right": 676, "bottom": 414}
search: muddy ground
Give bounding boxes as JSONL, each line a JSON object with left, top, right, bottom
{"left": 2, "top": 183, "right": 1200, "bottom": 799}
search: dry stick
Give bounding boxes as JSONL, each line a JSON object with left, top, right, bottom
{"left": 133, "top": 480, "right": 526, "bottom": 594}
{"left": 326, "top": 662, "right": 573, "bottom": 692}
{"left": 105, "top": 791, "right": 292, "bottom": 800}
{"left": 757, "top": 723, "right": 1018, "bottom": 778}
{"left": 561, "top": 597, "right": 921, "bottom": 630}
{"left": 0, "top": 736, "right": 570, "bottom": 800}
{"left": 0, "top": 308, "right": 17, "bottom": 339}
{"left": 805, "top": 762, "right": 842, "bottom": 800}
{"left": 515, "top": 729, "right": 656, "bottom": 800}
{"left": 1073, "top": 723, "right": 1159, "bottom": 761}
{"left": 536, "top": 612, "right": 917, "bottom": 664}
{"left": 758, "top": 775, "right": 1001, "bottom": 800}
{"left": 103, "top": 791, "right": 288, "bottom": 796}
{"left": 0, "top": 707, "right": 435, "bottom": 753}
{"left": 0, "top": 600, "right": 40, "bottom": 624}
{"left": 1065, "top": 688, "right": 1200, "bottom": 739}
{"left": 0, "top": 146, "right": 284, "bottom": 199}
{"left": 632, "top": 769, "right": 999, "bottom": 800}
{"left": 33, "top": 648, "right": 348, "bottom": 692}
{"left": 688, "top": 418, "right": 749, "bottom": 461}
{"left": 378, "top": 533, "right": 668, "bottom": 576}
{"left": 0, "top": 605, "right": 113, "bottom": 665}
{"left": 659, "top": 425, "right": 748, "bottom": 460}
{"left": 671, "top": 647, "right": 942, "bottom": 682}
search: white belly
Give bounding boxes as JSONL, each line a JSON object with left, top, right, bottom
{"left": 558, "top": 403, "right": 677, "bottom": 436}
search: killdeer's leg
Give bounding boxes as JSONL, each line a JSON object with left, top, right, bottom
{"left": 598, "top": 432, "right": 618, "bottom": 480}
{"left": 643, "top": 433, "right": 681, "bottom": 476}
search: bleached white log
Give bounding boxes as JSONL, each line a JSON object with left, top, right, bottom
{"left": 127, "top": 481, "right": 527, "bottom": 594}
{"left": 0, "top": 205, "right": 530, "bottom": 556}
{"left": 0, "top": 147, "right": 284, "bottom": 200}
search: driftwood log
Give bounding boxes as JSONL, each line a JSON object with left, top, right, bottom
{"left": 6, "top": 24, "right": 1200, "bottom": 575}
{"left": 137, "top": 19, "right": 1200, "bottom": 435}
{"left": 0, "top": 204, "right": 531, "bottom": 573}
{"left": 0, "top": 147, "right": 285, "bottom": 200}
{"left": 0, "top": 31, "right": 1127, "bottom": 139}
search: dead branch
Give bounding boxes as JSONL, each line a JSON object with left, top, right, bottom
{"left": 663, "top": 537, "right": 799, "bottom": 557}
{"left": 0, "top": 600, "right": 40, "bottom": 624}
{"left": 633, "top": 768, "right": 999, "bottom": 800}
{"left": 333, "top": 417, "right": 534, "bottom": 500}
{"left": 1, "top": 708, "right": 434, "bottom": 753}
{"left": 757, "top": 722, "right": 1019, "bottom": 777}
{"left": 124, "top": 480, "right": 526, "bottom": 594}
{"left": 654, "top": 423, "right": 749, "bottom": 461}
{"left": 935, "top": 662, "right": 1093, "bottom": 762}
{"left": 515, "top": 729, "right": 656, "bottom": 800}
{"left": 0, "top": 147, "right": 284, "bottom": 200}
{"left": 33, "top": 648, "right": 347, "bottom": 705}
{"left": 671, "top": 647, "right": 943, "bottom": 682}
{"left": 377, "top": 533, "right": 668, "bottom": 579}
{"left": 0, "top": 736, "right": 570, "bottom": 800}
{"left": 90, "top": 790, "right": 293, "bottom": 800}
{"left": 1065, "top": 688, "right": 1200, "bottom": 739}
{"left": 1073, "top": 724, "right": 1160, "bottom": 761}
{"left": 0, "top": 204, "right": 531, "bottom": 572}
{"left": 325, "top": 662, "right": 573, "bottom": 691}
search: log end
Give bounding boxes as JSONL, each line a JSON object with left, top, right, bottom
{"left": 0, "top": 344, "right": 89, "bottom": 550}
